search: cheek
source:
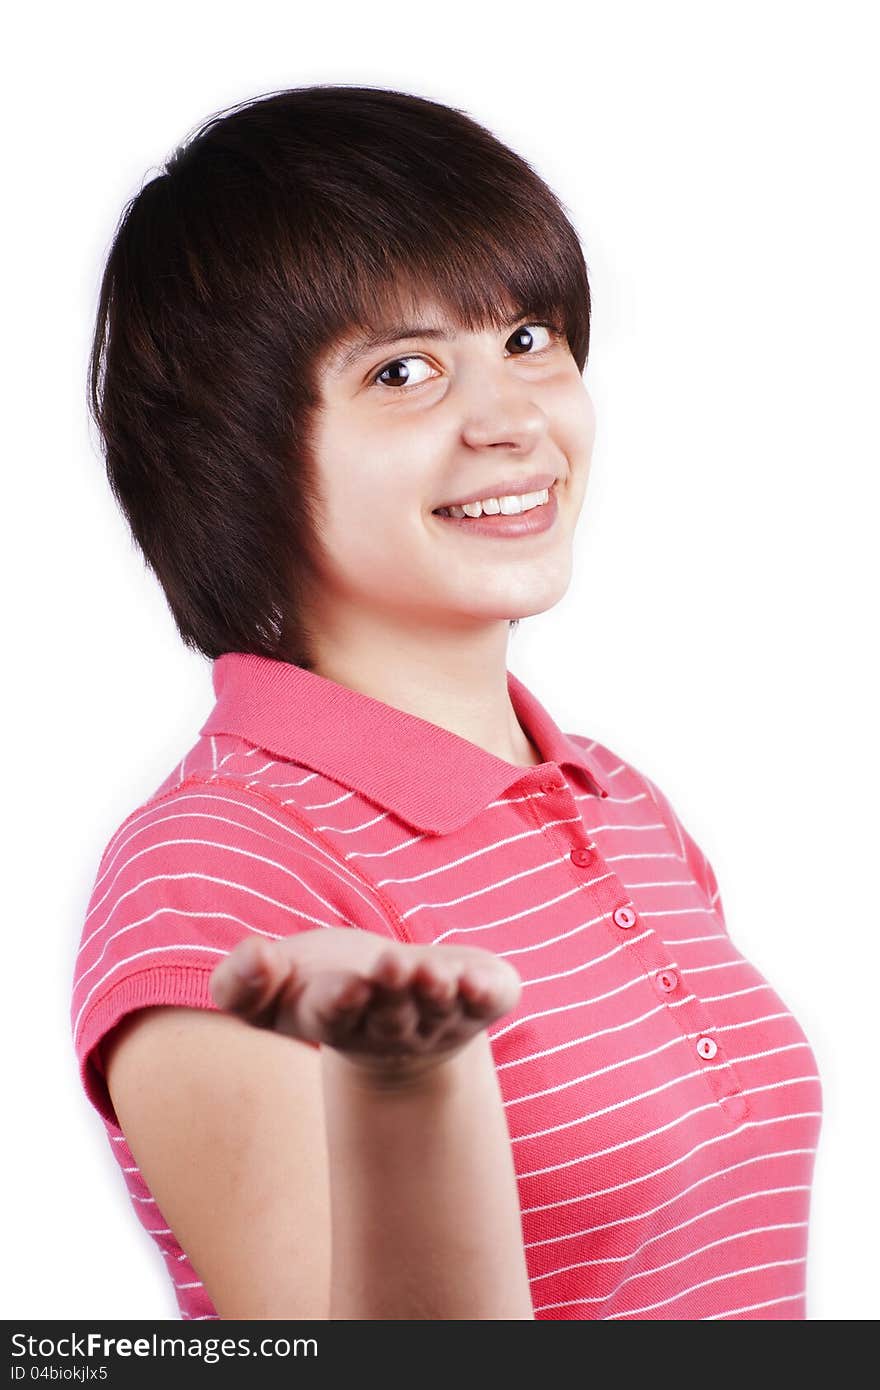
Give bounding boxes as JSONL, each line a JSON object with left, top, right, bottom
{"left": 322, "top": 475, "right": 425, "bottom": 581}
{"left": 554, "top": 381, "right": 596, "bottom": 457}
{"left": 323, "top": 429, "right": 435, "bottom": 550}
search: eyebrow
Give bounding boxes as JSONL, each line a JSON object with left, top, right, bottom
{"left": 331, "top": 310, "right": 534, "bottom": 375}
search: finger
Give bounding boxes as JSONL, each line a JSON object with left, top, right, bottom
{"left": 457, "top": 968, "right": 493, "bottom": 1003}
{"left": 461, "top": 957, "right": 522, "bottom": 1006}
{"left": 457, "top": 968, "right": 511, "bottom": 1020}
{"left": 334, "top": 973, "right": 373, "bottom": 1012}
{"left": 369, "top": 949, "right": 415, "bottom": 993}
{"left": 302, "top": 969, "right": 372, "bottom": 1039}
{"left": 408, "top": 961, "right": 455, "bottom": 1017}
{"left": 210, "top": 956, "right": 259, "bottom": 1011}
{"left": 212, "top": 939, "right": 292, "bottom": 1014}
{"left": 411, "top": 960, "right": 458, "bottom": 1006}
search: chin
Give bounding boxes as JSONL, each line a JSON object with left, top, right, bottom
{"left": 488, "top": 587, "right": 570, "bottom": 623}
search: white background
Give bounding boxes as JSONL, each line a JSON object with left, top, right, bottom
{"left": 4, "top": 0, "right": 877, "bottom": 1321}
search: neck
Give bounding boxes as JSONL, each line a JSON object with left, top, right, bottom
{"left": 304, "top": 604, "right": 541, "bottom": 767}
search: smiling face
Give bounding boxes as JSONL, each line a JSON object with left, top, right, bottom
{"left": 300, "top": 292, "right": 597, "bottom": 645}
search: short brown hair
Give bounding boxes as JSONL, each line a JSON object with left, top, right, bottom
{"left": 88, "top": 84, "right": 592, "bottom": 670}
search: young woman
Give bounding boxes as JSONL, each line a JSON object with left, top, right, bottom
{"left": 71, "top": 84, "right": 823, "bottom": 1321}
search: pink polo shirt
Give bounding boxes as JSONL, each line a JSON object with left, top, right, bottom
{"left": 70, "top": 652, "right": 823, "bottom": 1320}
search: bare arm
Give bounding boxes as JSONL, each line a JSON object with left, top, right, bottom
{"left": 102, "top": 1005, "right": 333, "bottom": 1320}
{"left": 102, "top": 929, "right": 533, "bottom": 1320}
{"left": 212, "top": 926, "right": 536, "bottom": 1320}
{"left": 322, "top": 1033, "right": 534, "bottom": 1320}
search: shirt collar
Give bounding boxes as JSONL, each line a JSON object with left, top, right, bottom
{"left": 199, "top": 652, "right": 610, "bottom": 836}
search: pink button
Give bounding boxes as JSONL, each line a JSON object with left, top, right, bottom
{"left": 696, "top": 1036, "right": 718, "bottom": 1060}
{"left": 655, "top": 969, "right": 679, "bottom": 994}
{"left": 613, "top": 905, "right": 637, "bottom": 929}
{"left": 570, "top": 847, "right": 593, "bottom": 868}
{"left": 540, "top": 780, "right": 559, "bottom": 795}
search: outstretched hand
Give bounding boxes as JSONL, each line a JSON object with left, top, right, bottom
{"left": 209, "top": 926, "right": 522, "bottom": 1078}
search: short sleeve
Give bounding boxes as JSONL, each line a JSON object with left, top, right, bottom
{"left": 638, "top": 771, "right": 730, "bottom": 936}
{"left": 70, "top": 776, "right": 391, "bottom": 1127}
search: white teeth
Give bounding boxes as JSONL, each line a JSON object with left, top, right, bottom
{"left": 499, "top": 494, "right": 524, "bottom": 515}
{"left": 439, "top": 487, "right": 550, "bottom": 520}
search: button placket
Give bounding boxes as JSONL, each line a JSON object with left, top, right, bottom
{"left": 570, "top": 846, "right": 594, "bottom": 868}
{"left": 534, "top": 772, "right": 602, "bottom": 869}
{"left": 529, "top": 784, "right": 748, "bottom": 1124}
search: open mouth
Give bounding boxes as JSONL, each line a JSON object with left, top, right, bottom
{"left": 430, "top": 479, "right": 560, "bottom": 537}
{"left": 432, "top": 478, "right": 558, "bottom": 520}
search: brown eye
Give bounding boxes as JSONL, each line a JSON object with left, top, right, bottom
{"left": 507, "top": 323, "right": 556, "bottom": 355}
{"left": 373, "top": 356, "right": 436, "bottom": 389}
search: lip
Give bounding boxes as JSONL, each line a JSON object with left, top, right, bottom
{"left": 433, "top": 470, "right": 558, "bottom": 511}
{"left": 431, "top": 481, "right": 559, "bottom": 539}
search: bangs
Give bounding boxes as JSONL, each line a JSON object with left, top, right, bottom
{"left": 287, "top": 174, "right": 590, "bottom": 390}
{"left": 304, "top": 212, "right": 585, "bottom": 374}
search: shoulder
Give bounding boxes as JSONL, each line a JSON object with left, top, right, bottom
{"left": 565, "top": 728, "right": 663, "bottom": 805}
{"left": 567, "top": 728, "right": 724, "bottom": 921}
{"left": 70, "top": 744, "right": 394, "bottom": 1128}
{"left": 565, "top": 726, "right": 711, "bottom": 862}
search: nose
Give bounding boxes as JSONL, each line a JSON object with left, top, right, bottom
{"left": 459, "top": 388, "right": 546, "bottom": 453}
